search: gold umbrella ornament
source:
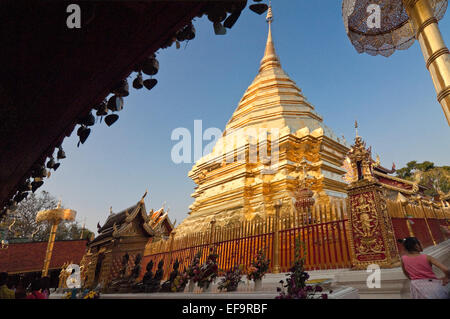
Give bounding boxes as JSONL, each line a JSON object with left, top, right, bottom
{"left": 342, "top": 0, "right": 450, "bottom": 125}
{"left": 36, "top": 201, "right": 76, "bottom": 277}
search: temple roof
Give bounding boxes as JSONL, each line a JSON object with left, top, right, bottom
{"left": 97, "top": 204, "right": 139, "bottom": 233}
{"left": 90, "top": 193, "right": 174, "bottom": 247}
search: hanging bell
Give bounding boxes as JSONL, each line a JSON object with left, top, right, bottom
{"left": 31, "top": 179, "right": 44, "bottom": 193}
{"left": 35, "top": 166, "right": 47, "bottom": 178}
{"left": 77, "top": 125, "right": 91, "bottom": 145}
{"left": 249, "top": 3, "right": 268, "bottom": 15}
{"left": 213, "top": 22, "right": 227, "bottom": 35}
{"left": 31, "top": 164, "right": 41, "bottom": 178}
{"left": 52, "top": 163, "right": 61, "bottom": 171}
{"left": 176, "top": 29, "right": 187, "bottom": 42}
{"left": 224, "top": 11, "right": 241, "bottom": 29}
{"left": 104, "top": 114, "right": 119, "bottom": 127}
{"left": 107, "top": 95, "right": 124, "bottom": 112}
{"left": 57, "top": 147, "right": 66, "bottom": 160}
{"left": 80, "top": 111, "right": 95, "bottom": 127}
{"left": 185, "top": 23, "right": 196, "bottom": 41}
{"left": 133, "top": 72, "right": 144, "bottom": 89}
{"left": 142, "top": 56, "right": 159, "bottom": 76}
{"left": 143, "top": 78, "right": 158, "bottom": 91}
{"left": 14, "top": 192, "right": 28, "bottom": 203}
{"left": 111, "top": 79, "right": 129, "bottom": 97}
{"left": 161, "top": 37, "right": 175, "bottom": 49}
{"left": 133, "top": 61, "right": 144, "bottom": 73}
{"left": 46, "top": 157, "right": 56, "bottom": 169}
{"left": 18, "top": 180, "right": 31, "bottom": 192}
{"left": 96, "top": 100, "right": 108, "bottom": 116}
{"left": 207, "top": 7, "right": 227, "bottom": 23}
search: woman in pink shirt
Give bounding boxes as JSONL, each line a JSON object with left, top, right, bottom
{"left": 398, "top": 237, "right": 449, "bottom": 299}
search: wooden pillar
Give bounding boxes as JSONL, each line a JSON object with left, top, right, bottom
{"left": 272, "top": 200, "right": 282, "bottom": 274}
{"left": 42, "top": 220, "right": 59, "bottom": 277}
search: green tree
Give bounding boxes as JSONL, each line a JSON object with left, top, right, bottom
{"left": 396, "top": 161, "right": 450, "bottom": 196}
{"left": 0, "top": 191, "right": 93, "bottom": 242}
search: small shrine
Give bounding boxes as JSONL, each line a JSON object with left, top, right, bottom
{"left": 343, "top": 132, "right": 426, "bottom": 201}
{"left": 342, "top": 128, "right": 437, "bottom": 270}
{"left": 81, "top": 192, "right": 174, "bottom": 289}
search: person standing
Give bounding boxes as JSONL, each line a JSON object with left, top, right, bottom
{"left": 0, "top": 272, "right": 15, "bottom": 299}
{"left": 40, "top": 277, "right": 51, "bottom": 299}
{"left": 398, "top": 237, "right": 450, "bottom": 299}
{"left": 26, "top": 279, "right": 46, "bottom": 299}
{"left": 14, "top": 277, "right": 27, "bottom": 299}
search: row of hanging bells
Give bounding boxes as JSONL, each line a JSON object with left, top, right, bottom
{"left": 3, "top": 144, "right": 67, "bottom": 216}
{"left": 1, "top": 0, "right": 267, "bottom": 217}
{"left": 205, "top": 0, "right": 268, "bottom": 35}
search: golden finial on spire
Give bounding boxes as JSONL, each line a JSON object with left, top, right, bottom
{"left": 266, "top": 1, "right": 273, "bottom": 23}
{"left": 260, "top": 0, "right": 280, "bottom": 72}
{"left": 354, "top": 120, "right": 359, "bottom": 137}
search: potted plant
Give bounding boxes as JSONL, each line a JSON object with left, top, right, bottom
{"left": 82, "top": 290, "right": 100, "bottom": 299}
{"left": 218, "top": 265, "right": 243, "bottom": 292}
{"left": 172, "top": 271, "right": 189, "bottom": 293}
{"left": 186, "top": 251, "right": 202, "bottom": 292}
{"left": 197, "top": 248, "right": 219, "bottom": 293}
{"left": 247, "top": 250, "right": 270, "bottom": 291}
{"left": 276, "top": 237, "right": 329, "bottom": 299}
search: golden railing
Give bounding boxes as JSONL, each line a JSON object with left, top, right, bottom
{"left": 387, "top": 200, "right": 450, "bottom": 248}
{"left": 137, "top": 199, "right": 449, "bottom": 279}
{"left": 142, "top": 200, "right": 352, "bottom": 279}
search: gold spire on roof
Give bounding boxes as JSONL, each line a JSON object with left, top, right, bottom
{"left": 260, "top": 3, "right": 280, "bottom": 72}
{"left": 266, "top": 1, "right": 273, "bottom": 23}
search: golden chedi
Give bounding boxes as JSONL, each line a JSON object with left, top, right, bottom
{"left": 175, "top": 7, "right": 350, "bottom": 236}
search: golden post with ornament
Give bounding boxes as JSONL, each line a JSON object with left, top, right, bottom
{"left": 342, "top": 0, "right": 450, "bottom": 125}
{"left": 36, "top": 200, "right": 76, "bottom": 277}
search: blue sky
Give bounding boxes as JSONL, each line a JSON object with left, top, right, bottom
{"left": 41, "top": 1, "right": 450, "bottom": 233}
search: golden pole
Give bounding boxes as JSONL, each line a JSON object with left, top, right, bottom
{"left": 403, "top": 0, "right": 450, "bottom": 125}
{"left": 168, "top": 231, "right": 176, "bottom": 265}
{"left": 432, "top": 203, "right": 448, "bottom": 240}
{"left": 42, "top": 220, "right": 59, "bottom": 277}
{"left": 272, "top": 200, "right": 282, "bottom": 274}
{"left": 418, "top": 197, "right": 437, "bottom": 245}
{"left": 401, "top": 202, "right": 415, "bottom": 237}
{"left": 165, "top": 231, "right": 176, "bottom": 280}
{"left": 209, "top": 219, "right": 216, "bottom": 246}
{"left": 37, "top": 201, "right": 76, "bottom": 278}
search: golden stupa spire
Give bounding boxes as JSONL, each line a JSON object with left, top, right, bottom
{"left": 260, "top": 2, "right": 281, "bottom": 72}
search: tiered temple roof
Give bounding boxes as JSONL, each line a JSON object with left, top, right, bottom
{"left": 89, "top": 193, "right": 173, "bottom": 248}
